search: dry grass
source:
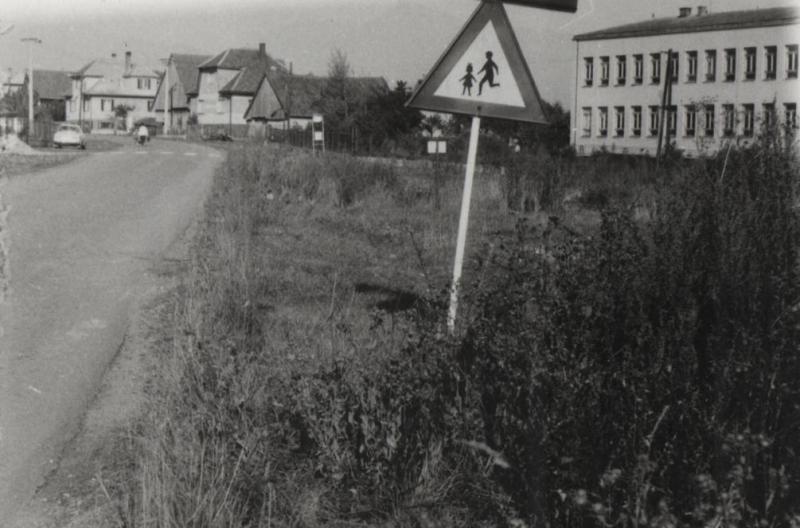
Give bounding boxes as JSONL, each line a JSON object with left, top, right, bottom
{"left": 121, "top": 143, "right": 636, "bottom": 527}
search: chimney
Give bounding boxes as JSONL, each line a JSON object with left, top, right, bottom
{"left": 679, "top": 7, "right": 692, "bottom": 17}
{"left": 289, "top": 61, "right": 293, "bottom": 75}
{"left": 124, "top": 51, "right": 132, "bottom": 73}
{"left": 697, "top": 5, "right": 708, "bottom": 15}
{"left": 258, "top": 42, "right": 266, "bottom": 57}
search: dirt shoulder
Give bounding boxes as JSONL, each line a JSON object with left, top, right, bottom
{"left": 6, "top": 209, "right": 197, "bottom": 528}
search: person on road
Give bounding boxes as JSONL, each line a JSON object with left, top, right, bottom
{"left": 137, "top": 124, "right": 149, "bottom": 145}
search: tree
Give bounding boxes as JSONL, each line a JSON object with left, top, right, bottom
{"left": 353, "top": 80, "right": 423, "bottom": 152}
{"left": 114, "top": 104, "right": 134, "bottom": 119}
{"left": 321, "top": 48, "right": 353, "bottom": 132}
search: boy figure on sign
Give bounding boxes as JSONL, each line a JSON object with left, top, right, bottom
{"left": 478, "top": 51, "right": 499, "bottom": 95}
{"left": 460, "top": 63, "right": 476, "bottom": 96}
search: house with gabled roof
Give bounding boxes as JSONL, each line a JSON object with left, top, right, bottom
{"left": 26, "top": 70, "right": 71, "bottom": 121}
{"left": 244, "top": 72, "right": 389, "bottom": 130}
{"left": 192, "top": 43, "right": 287, "bottom": 129}
{"left": 1, "top": 70, "right": 25, "bottom": 96}
{"left": 152, "top": 53, "right": 211, "bottom": 133}
{"left": 66, "top": 51, "right": 160, "bottom": 132}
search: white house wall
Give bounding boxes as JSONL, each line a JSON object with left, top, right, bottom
{"left": 572, "top": 22, "right": 800, "bottom": 156}
{"left": 196, "top": 69, "right": 239, "bottom": 125}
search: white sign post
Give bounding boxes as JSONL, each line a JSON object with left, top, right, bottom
{"left": 407, "top": 0, "right": 575, "bottom": 333}
{"left": 447, "top": 115, "right": 481, "bottom": 332}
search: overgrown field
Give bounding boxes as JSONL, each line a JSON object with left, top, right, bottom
{"left": 123, "top": 138, "right": 799, "bottom": 527}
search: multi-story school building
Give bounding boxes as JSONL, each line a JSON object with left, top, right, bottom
{"left": 571, "top": 5, "right": 800, "bottom": 157}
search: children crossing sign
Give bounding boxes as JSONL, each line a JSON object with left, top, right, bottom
{"left": 407, "top": 0, "right": 577, "bottom": 333}
{"left": 407, "top": 0, "right": 549, "bottom": 123}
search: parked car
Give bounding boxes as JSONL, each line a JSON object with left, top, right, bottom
{"left": 53, "top": 124, "right": 86, "bottom": 149}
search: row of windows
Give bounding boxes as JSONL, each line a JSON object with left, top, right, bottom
{"left": 583, "top": 44, "right": 799, "bottom": 87}
{"left": 581, "top": 102, "right": 797, "bottom": 139}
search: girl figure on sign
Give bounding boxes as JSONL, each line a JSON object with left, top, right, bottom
{"left": 460, "top": 63, "right": 476, "bottom": 96}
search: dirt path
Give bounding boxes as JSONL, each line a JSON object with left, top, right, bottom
{"left": 0, "top": 137, "right": 221, "bottom": 522}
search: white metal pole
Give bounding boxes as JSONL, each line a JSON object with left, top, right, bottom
{"left": 447, "top": 115, "right": 481, "bottom": 334}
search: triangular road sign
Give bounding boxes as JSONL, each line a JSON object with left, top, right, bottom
{"left": 407, "top": 1, "right": 549, "bottom": 124}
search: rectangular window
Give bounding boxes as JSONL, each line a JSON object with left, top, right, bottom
{"left": 725, "top": 48, "right": 736, "bottom": 81}
{"left": 785, "top": 103, "right": 797, "bottom": 130}
{"left": 137, "top": 78, "right": 152, "bottom": 90}
{"left": 763, "top": 103, "right": 776, "bottom": 129}
{"left": 83, "top": 98, "right": 88, "bottom": 112}
{"left": 723, "top": 104, "right": 735, "bottom": 136}
{"left": 632, "top": 106, "right": 642, "bottom": 136}
{"left": 685, "top": 105, "right": 696, "bottom": 136}
{"left": 787, "top": 45, "right": 798, "bottom": 78}
{"left": 687, "top": 51, "right": 697, "bottom": 82}
{"left": 667, "top": 106, "right": 677, "bottom": 136}
{"left": 704, "top": 104, "right": 715, "bottom": 136}
{"left": 669, "top": 52, "right": 679, "bottom": 83}
{"left": 615, "top": 106, "right": 625, "bottom": 136}
{"left": 633, "top": 54, "right": 643, "bottom": 84}
{"left": 649, "top": 106, "right": 660, "bottom": 136}
{"left": 598, "top": 106, "right": 608, "bottom": 136}
{"left": 651, "top": 53, "right": 661, "bottom": 84}
{"left": 705, "top": 49, "right": 717, "bottom": 81}
{"left": 581, "top": 107, "right": 592, "bottom": 136}
{"left": 100, "top": 99, "right": 105, "bottom": 111}
{"left": 743, "top": 104, "right": 754, "bottom": 136}
{"left": 584, "top": 57, "right": 594, "bottom": 86}
{"left": 616, "top": 55, "right": 626, "bottom": 85}
{"left": 600, "top": 56, "right": 610, "bottom": 86}
{"left": 744, "top": 47, "right": 756, "bottom": 80}
{"left": 765, "top": 46, "right": 777, "bottom": 80}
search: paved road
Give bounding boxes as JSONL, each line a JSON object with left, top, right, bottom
{"left": 0, "top": 137, "right": 221, "bottom": 519}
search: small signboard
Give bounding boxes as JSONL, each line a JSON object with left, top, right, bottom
{"left": 427, "top": 139, "right": 447, "bottom": 154}
{"left": 407, "top": 1, "right": 548, "bottom": 124}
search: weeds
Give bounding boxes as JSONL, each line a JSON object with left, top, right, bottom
{"left": 128, "top": 138, "right": 799, "bottom": 527}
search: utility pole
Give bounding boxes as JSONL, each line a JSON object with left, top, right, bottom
{"left": 21, "top": 37, "right": 42, "bottom": 142}
{"left": 657, "top": 48, "right": 674, "bottom": 163}
{"left": 162, "top": 56, "right": 170, "bottom": 135}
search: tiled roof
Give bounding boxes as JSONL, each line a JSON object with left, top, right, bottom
{"left": 31, "top": 70, "right": 71, "bottom": 100}
{"left": 154, "top": 53, "right": 211, "bottom": 109}
{"left": 72, "top": 57, "right": 157, "bottom": 79}
{"left": 219, "top": 62, "right": 275, "bottom": 95}
{"left": 574, "top": 6, "right": 800, "bottom": 41}
{"left": 199, "top": 48, "right": 284, "bottom": 71}
{"left": 245, "top": 73, "right": 388, "bottom": 121}
{"left": 73, "top": 58, "right": 120, "bottom": 78}
{"left": 173, "top": 54, "right": 210, "bottom": 95}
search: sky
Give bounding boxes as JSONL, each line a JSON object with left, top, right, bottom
{"left": 0, "top": 0, "right": 797, "bottom": 106}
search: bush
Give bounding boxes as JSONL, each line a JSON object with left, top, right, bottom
{"left": 131, "top": 138, "right": 799, "bottom": 527}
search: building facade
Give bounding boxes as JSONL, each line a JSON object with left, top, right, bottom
{"left": 152, "top": 53, "right": 211, "bottom": 133}
{"left": 190, "top": 43, "right": 287, "bottom": 129}
{"left": 66, "top": 51, "right": 159, "bottom": 132}
{"left": 572, "top": 6, "right": 800, "bottom": 157}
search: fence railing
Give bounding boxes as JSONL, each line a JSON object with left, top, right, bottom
{"left": 268, "top": 126, "right": 361, "bottom": 154}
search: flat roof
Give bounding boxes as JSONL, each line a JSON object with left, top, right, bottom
{"left": 574, "top": 6, "right": 799, "bottom": 41}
